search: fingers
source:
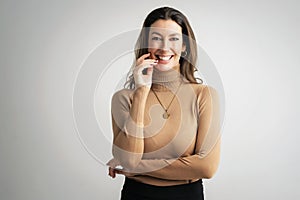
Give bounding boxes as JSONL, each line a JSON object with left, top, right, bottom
{"left": 135, "top": 53, "right": 158, "bottom": 75}
{"left": 136, "top": 60, "right": 158, "bottom": 71}
{"left": 142, "top": 59, "right": 158, "bottom": 64}
{"left": 134, "top": 53, "right": 158, "bottom": 88}
{"left": 108, "top": 167, "right": 116, "bottom": 178}
{"left": 135, "top": 66, "right": 153, "bottom": 76}
{"left": 108, "top": 167, "right": 136, "bottom": 178}
{"left": 136, "top": 53, "right": 159, "bottom": 66}
{"left": 137, "top": 61, "right": 157, "bottom": 70}
{"left": 108, "top": 166, "right": 126, "bottom": 178}
{"left": 134, "top": 60, "right": 157, "bottom": 74}
{"left": 136, "top": 53, "right": 150, "bottom": 64}
{"left": 146, "top": 66, "right": 153, "bottom": 75}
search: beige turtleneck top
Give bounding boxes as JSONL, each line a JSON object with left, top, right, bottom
{"left": 110, "top": 67, "right": 221, "bottom": 186}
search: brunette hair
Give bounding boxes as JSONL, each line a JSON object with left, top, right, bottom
{"left": 125, "top": 6, "right": 202, "bottom": 89}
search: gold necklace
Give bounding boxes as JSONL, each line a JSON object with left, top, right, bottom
{"left": 150, "top": 82, "right": 182, "bottom": 119}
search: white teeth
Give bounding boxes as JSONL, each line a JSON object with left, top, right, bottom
{"left": 158, "top": 55, "right": 173, "bottom": 60}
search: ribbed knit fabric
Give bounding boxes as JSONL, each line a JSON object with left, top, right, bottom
{"left": 151, "top": 67, "right": 184, "bottom": 92}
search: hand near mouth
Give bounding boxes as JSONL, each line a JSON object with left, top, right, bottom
{"left": 133, "top": 53, "right": 158, "bottom": 89}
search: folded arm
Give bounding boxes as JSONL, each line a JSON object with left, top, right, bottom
{"left": 129, "top": 86, "right": 221, "bottom": 180}
{"left": 132, "top": 138, "right": 221, "bottom": 180}
{"left": 110, "top": 87, "right": 149, "bottom": 169}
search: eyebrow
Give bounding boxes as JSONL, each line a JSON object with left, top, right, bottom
{"left": 151, "top": 32, "right": 181, "bottom": 37}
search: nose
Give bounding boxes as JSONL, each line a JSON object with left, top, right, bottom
{"left": 161, "top": 39, "right": 170, "bottom": 51}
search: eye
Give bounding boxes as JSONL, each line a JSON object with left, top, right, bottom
{"left": 152, "top": 37, "right": 162, "bottom": 41}
{"left": 169, "top": 37, "right": 179, "bottom": 41}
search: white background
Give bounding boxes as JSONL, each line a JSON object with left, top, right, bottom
{"left": 1, "top": 0, "right": 299, "bottom": 199}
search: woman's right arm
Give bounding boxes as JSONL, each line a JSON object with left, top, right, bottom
{"left": 109, "top": 53, "right": 157, "bottom": 170}
{"left": 111, "top": 87, "right": 149, "bottom": 169}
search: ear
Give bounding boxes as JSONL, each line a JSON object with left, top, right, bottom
{"left": 182, "top": 43, "right": 186, "bottom": 52}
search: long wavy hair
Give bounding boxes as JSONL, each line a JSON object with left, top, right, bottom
{"left": 124, "top": 6, "right": 202, "bottom": 89}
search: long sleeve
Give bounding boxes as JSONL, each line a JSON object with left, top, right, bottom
{"left": 110, "top": 87, "right": 150, "bottom": 169}
{"left": 131, "top": 85, "right": 221, "bottom": 180}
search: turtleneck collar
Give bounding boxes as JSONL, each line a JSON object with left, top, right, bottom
{"left": 151, "top": 66, "right": 184, "bottom": 92}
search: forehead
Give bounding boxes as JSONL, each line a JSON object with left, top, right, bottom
{"left": 149, "top": 19, "right": 182, "bottom": 35}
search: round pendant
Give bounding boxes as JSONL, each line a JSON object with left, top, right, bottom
{"left": 163, "top": 112, "right": 170, "bottom": 119}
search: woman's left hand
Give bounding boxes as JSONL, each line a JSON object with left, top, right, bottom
{"left": 108, "top": 167, "right": 117, "bottom": 178}
{"left": 108, "top": 167, "right": 137, "bottom": 178}
{"left": 107, "top": 158, "right": 137, "bottom": 178}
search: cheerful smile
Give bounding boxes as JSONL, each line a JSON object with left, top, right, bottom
{"left": 155, "top": 55, "right": 174, "bottom": 61}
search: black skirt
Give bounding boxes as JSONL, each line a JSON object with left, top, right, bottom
{"left": 121, "top": 177, "right": 204, "bottom": 200}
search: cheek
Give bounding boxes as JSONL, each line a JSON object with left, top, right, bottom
{"left": 172, "top": 43, "right": 183, "bottom": 55}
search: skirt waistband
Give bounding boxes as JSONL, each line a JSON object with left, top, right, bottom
{"left": 121, "top": 177, "right": 203, "bottom": 199}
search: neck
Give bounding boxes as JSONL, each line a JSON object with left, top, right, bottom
{"left": 151, "top": 65, "right": 183, "bottom": 92}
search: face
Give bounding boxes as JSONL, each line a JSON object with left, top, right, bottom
{"left": 148, "top": 19, "right": 186, "bottom": 71}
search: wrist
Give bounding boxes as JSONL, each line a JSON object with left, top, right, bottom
{"left": 134, "top": 85, "right": 151, "bottom": 96}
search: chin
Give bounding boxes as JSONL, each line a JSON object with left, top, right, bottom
{"left": 154, "top": 64, "right": 174, "bottom": 71}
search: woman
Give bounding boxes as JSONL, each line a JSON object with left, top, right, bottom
{"left": 107, "top": 6, "right": 221, "bottom": 200}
